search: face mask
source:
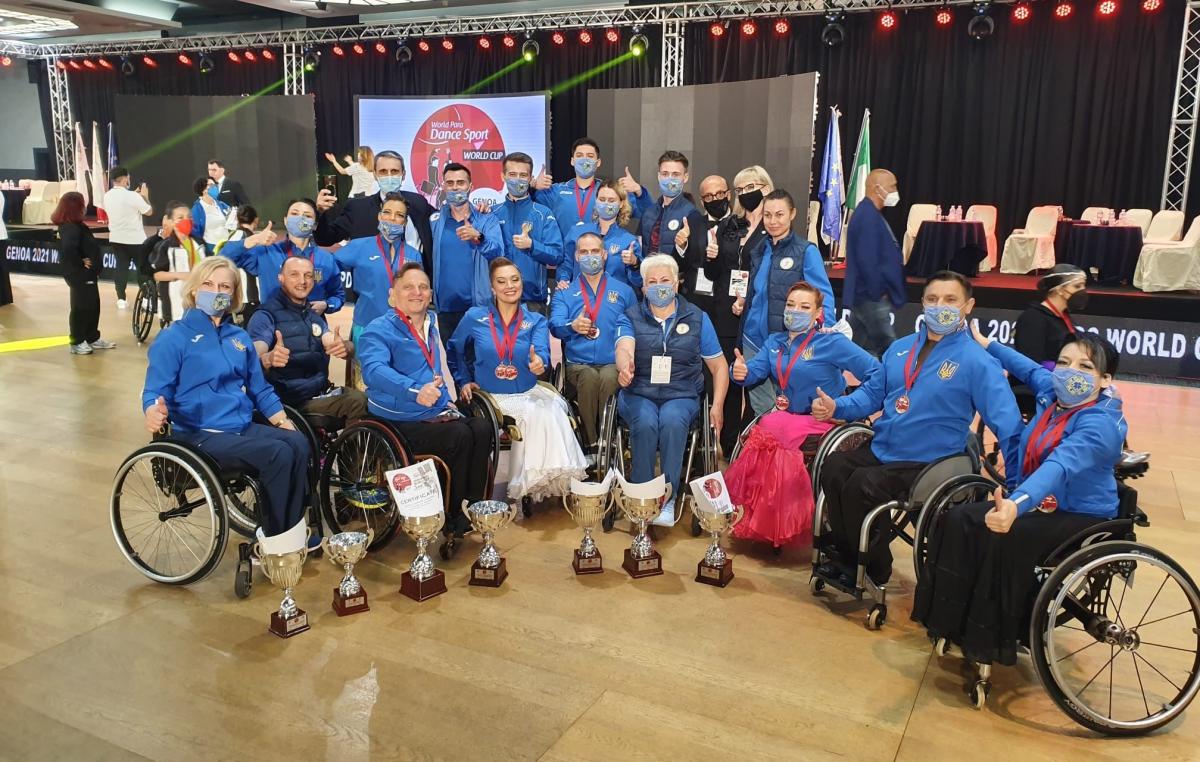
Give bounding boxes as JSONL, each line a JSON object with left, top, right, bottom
{"left": 377, "top": 176, "right": 402, "bottom": 195}
{"left": 505, "top": 177, "right": 530, "bottom": 199}
{"left": 445, "top": 189, "right": 469, "bottom": 207}
{"left": 1052, "top": 367, "right": 1097, "bottom": 407}
{"left": 378, "top": 220, "right": 405, "bottom": 241}
{"left": 704, "top": 198, "right": 729, "bottom": 219}
{"left": 573, "top": 157, "right": 597, "bottom": 180}
{"left": 206, "top": 185, "right": 220, "bottom": 200}
{"left": 285, "top": 214, "right": 315, "bottom": 238}
{"left": 659, "top": 177, "right": 683, "bottom": 199}
{"left": 783, "top": 309, "right": 814, "bottom": 333}
{"left": 645, "top": 283, "right": 676, "bottom": 308}
{"left": 923, "top": 305, "right": 962, "bottom": 335}
{"left": 174, "top": 219, "right": 193, "bottom": 238}
{"left": 578, "top": 254, "right": 605, "bottom": 276}
{"left": 738, "top": 189, "right": 763, "bottom": 213}
{"left": 1066, "top": 290, "right": 1089, "bottom": 312}
{"left": 884, "top": 191, "right": 900, "bottom": 208}
{"left": 595, "top": 201, "right": 620, "bottom": 221}
{"left": 195, "top": 289, "right": 231, "bottom": 317}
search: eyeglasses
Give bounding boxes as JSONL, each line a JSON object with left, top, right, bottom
{"left": 733, "top": 182, "right": 762, "bottom": 195}
{"left": 700, "top": 189, "right": 728, "bottom": 203}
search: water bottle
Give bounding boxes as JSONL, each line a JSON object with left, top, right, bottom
{"left": 936, "top": 205, "right": 944, "bottom": 221}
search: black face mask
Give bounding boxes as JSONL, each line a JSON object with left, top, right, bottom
{"left": 704, "top": 198, "right": 729, "bottom": 219}
{"left": 1066, "top": 290, "right": 1089, "bottom": 312}
{"left": 738, "top": 189, "right": 763, "bottom": 213}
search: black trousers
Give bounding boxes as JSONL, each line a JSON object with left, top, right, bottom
{"left": 66, "top": 278, "right": 101, "bottom": 345}
{"left": 392, "top": 417, "right": 493, "bottom": 534}
{"left": 158, "top": 282, "right": 174, "bottom": 323}
{"left": 437, "top": 310, "right": 466, "bottom": 345}
{"left": 819, "top": 446, "right": 924, "bottom": 583}
{"left": 111, "top": 243, "right": 142, "bottom": 300}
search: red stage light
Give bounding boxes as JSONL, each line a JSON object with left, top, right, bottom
{"left": 418, "top": 40, "right": 431, "bottom": 52}
{"left": 741, "top": 20, "right": 757, "bottom": 36}
{"left": 244, "top": 50, "right": 257, "bottom": 62}
{"left": 143, "top": 55, "right": 158, "bottom": 68}
{"left": 375, "top": 42, "right": 387, "bottom": 54}
{"left": 710, "top": 22, "right": 725, "bottom": 38}
{"left": 552, "top": 31, "right": 565, "bottom": 46}
{"left": 478, "top": 36, "right": 491, "bottom": 50}
{"left": 880, "top": 10, "right": 898, "bottom": 29}
{"left": 332, "top": 44, "right": 345, "bottom": 56}
{"left": 1054, "top": 2, "right": 1074, "bottom": 17}
{"left": 262, "top": 49, "right": 275, "bottom": 61}
{"left": 68, "top": 60, "right": 82, "bottom": 70}
{"left": 98, "top": 58, "right": 113, "bottom": 69}
{"left": 0, "top": 57, "right": 11, "bottom": 67}
{"left": 605, "top": 28, "right": 619, "bottom": 43}
{"left": 502, "top": 35, "right": 516, "bottom": 48}
{"left": 1142, "top": 0, "right": 1162, "bottom": 10}
{"left": 936, "top": 9, "right": 953, "bottom": 25}
{"left": 83, "top": 59, "right": 96, "bottom": 69}
{"left": 1097, "top": 0, "right": 1118, "bottom": 15}
{"left": 1012, "top": 2, "right": 1032, "bottom": 20}
{"left": 441, "top": 38, "right": 454, "bottom": 51}
{"left": 579, "top": 29, "right": 593, "bottom": 44}
{"left": 352, "top": 43, "right": 365, "bottom": 55}
{"left": 56, "top": 60, "right": 67, "bottom": 70}
{"left": 774, "top": 18, "right": 790, "bottom": 35}
{"left": 227, "top": 51, "right": 241, "bottom": 63}
{"left": 177, "top": 53, "right": 191, "bottom": 66}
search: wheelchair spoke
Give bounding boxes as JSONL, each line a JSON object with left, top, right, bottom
{"left": 1078, "top": 646, "right": 1122, "bottom": 696}
{"left": 1137, "top": 640, "right": 1198, "bottom": 654}
{"left": 1112, "top": 567, "right": 1130, "bottom": 629}
{"left": 1134, "top": 608, "right": 1195, "bottom": 630}
{"left": 1055, "top": 637, "right": 1102, "bottom": 664}
{"left": 1130, "top": 650, "right": 1151, "bottom": 718}
{"left": 1133, "top": 575, "right": 1171, "bottom": 629}
{"left": 1133, "top": 651, "right": 1185, "bottom": 693}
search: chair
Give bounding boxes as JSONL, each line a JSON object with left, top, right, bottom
{"left": 1080, "top": 207, "right": 1108, "bottom": 224}
{"left": 1132, "top": 218, "right": 1200, "bottom": 292}
{"left": 806, "top": 200, "right": 820, "bottom": 244}
{"left": 999, "top": 205, "right": 1059, "bottom": 273}
{"left": 58, "top": 180, "right": 77, "bottom": 194}
{"left": 901, "top": 204, "right": 938, "bottom": 263}
{"left": 1124, "top": 208, "right": 1152, "bottom": 236}
{"left": 22, "top": 181, "right": 60, "bottom": 225}
{"left": 965, "top": 205, "right": 998, "bottom": 272}
{"left": 1145, "top": 210, "right": 1185, "bottom": 244}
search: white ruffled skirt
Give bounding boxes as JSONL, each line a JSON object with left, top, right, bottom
{"left": 491, "top": 385, "right": 588, "bottom": 501}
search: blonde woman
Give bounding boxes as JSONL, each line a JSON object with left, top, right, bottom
{"left": 325, "top": 146, "right": 377, "bottom": 197}
{"left": 557, "top": 179, "right": 643, "bottom": 289}
{"left": 141, "top": 256, "right": 310, "bottom": 540}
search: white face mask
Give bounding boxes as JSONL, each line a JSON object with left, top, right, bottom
{"left": 884, "top": 191, "right": 900, "bottom": 207}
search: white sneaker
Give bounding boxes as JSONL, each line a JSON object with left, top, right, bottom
{"left": 653, "top": 496, "right": 676, "bottom": 527}
{"left": 117, "top": 299, "right": 128, "bottom": 310}
{"left": 69, "top": 341, "right": 93, "bottom": 355}
{"left": 90, "top": 338, "right": 117, "bottom": 350}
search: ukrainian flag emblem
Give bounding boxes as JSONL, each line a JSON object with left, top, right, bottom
{"left": 937, "top": 360, "right": 960, "bottom": 380}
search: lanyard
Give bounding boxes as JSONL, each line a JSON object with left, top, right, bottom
{"left": 282, "top": 239, "right": 314, "bottom": 264}
{"left": 1042, "top": 300, "right": 1076, "bottom": 336}
{"left": 776, "top": 327, "right": 820, "bottom": 392}
{"left": 902, "top": 332, "right": 938, "bottom": 396}
{"left": 574, "top": 181, "right": 597, "bottom": 221}
{"left": 376, "top": 235, "right": 404, "bottom": 283}
{"left": 1023, "top": 401, "right": 1096, "bottom": 477}
{"left": 488, "top": 307, "right": 523, "bottom": 366}
{"left": 397, "top": 311, "right": 437, "bottom": 372}
{"left": 579, "top": 275, "right": 608, "bottom": 325}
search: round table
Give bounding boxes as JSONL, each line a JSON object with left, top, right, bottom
{"left": 1062, "top": 223, "right": 1144, "bottom": 285}
{"left": 1053, "top": 219, "right": 1083, "bottom": 263}
{"left": 1, "top": 188, "right": 29, "bottom": 224}
{"left": 906, "top": 219, "right": 987, "bottom": 277}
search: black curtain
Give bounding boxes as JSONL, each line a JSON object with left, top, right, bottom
{"left": 311, "top": 29, "right": 661, "bottom": 180}
{"left": 687, "top": 2, "right": 1185, "bottom": 239}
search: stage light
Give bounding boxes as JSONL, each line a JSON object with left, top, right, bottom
{"left": 417, "top": 39, "right": 431, "bottom": 53}
{"left": 605, "top": 28, "right": 620, "bottom": 43}
{"left": 177, "top": 53, "right": 192, "bottom": 66}
{"left": 502, "top": 34, "right": 516, "bottom": 48}
{"left": 68, "top": 60, "right": 82, "bottom": 70}
{"left": 302, "top": 48, "right": 320, "bottom": 72}
{"left": 375, "top": 42, "right": 387, "bottom": 54}
{"left": 710, "top": 22, "right": 725, "bottom": 38}
{"left": 199, "top": 53, "right": 215, "bottom": 74}
{"left": 630, "top": 32, "right": 649, "bottom": 57}
{"left": 227, "top": 51, "right": 241, "bottom": 63}
{"left": 774, "top": 18, "right": 790, "bottom": 35}
{"left": 968, "top": 13, "right": 995, "bottom": 38}
{"left": 936, "top": 8, "right": 954, "bottom": 26}
{"left": 396, "top": 41, "right": 414, "bottom": 63}
{"left": 441, "top": 38, "right": 454, "bottom": 51}
{"left": 822, "top": 10, "right": 847, "bottom": 47}
{"left": 98, "top": 58, "right": 113, "bottom": 70}
{"left": 244, "top": 50, "right": 257, "bottom": 62}
{"left": 261, "top": 48, "right": 275, "bottom": 61}
{"left": 880, "top": 10, "right": 898, "bottom": 29}
{"left": 56, "top": 60, "right": 67, "bottom": 70}
{"left": 1142, "top": 0, "right": 1162, "bottom": 10}
{"left": 579, "top": 29, "right": 593, "bottom": 45}
{"left": 142, "top": 55, "right": 158, "bottom": 68}
{"left": 1012, "top": 2, "right": 1032, "bottom": 20}
{"left": 522, "top": 38, "right": 540, "bottom": 62}
{"left": 120, "top": 56, "right": 135, "bottom": 76}
{"left": 1054, "top": 2, "right": 1074, "bottom": 17}
{"left": 332, "top": 44, "right": 345, "bottom": 57}
{"left": 478, "top": 36, "right": 491, "bottom": 50}
{"left": 83, "top": 59, "right": 96, "bottom": 69}
{"left": 1097, "top": 0, "right": 1118, "bottom": 15}
{"left": 352, "top": 43, "right": 365, "bottom": 55}
{"left": 551, "top": 31, "right": 566, "bottom": 46}
{"left": 741, "top": 19, "right": 757, "bottom": 36}
{"left": 0, "top": 56, "right": 12, "bottom": 68}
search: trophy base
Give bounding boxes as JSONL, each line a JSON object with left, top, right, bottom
{"left": 573, "top": 549, "right": 604, "bottom": 575}
{"left": 623, "top": 548, "right": 664, "bottom": 578}
{"left": 469, "top": 558, "right": 508, "bottom": 587}
{"left": 400, "top": 570, "right": 447, "bottom": 601}
{"left": 696, "top": 558, "right": 735, "bottom": 587}
{"left": 269, "top": 609, "right": 310, "bottom": 638}
{"left": 332, "top": 587, "right": 370, "bottom": 616}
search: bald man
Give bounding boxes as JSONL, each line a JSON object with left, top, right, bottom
{"left": 843, "top": 168, "right": 906, "bottom": 357}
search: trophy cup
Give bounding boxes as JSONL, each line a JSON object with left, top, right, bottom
{"left": 253, "top": 543, "right": 311, "bottom": 638}
{"left": 617, "top": 483, "right": 671, "bottom": 578}
{"left": 399, "top": 510, "right": 448, "bottom": 601}
{"left": 322, "top": 529, "right": 374, "bottom": 615}
{"left": 464, "top": 500, "right": 518, "bottom": 587}
{"left": 692, "top": 503, "right": 745, "bottom": 588}
{"left": 564, "top": 482, "right": 613, "bottom": 574}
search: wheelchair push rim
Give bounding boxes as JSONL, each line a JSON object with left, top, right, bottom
{"left": 131, "top": 281, "right": 157, "bottom": 344}
{"left": 319, "top": 421, "right": 406, "bottom": 551}
{"left": 1031, "top": 540, "right": 1200, "bottom": 736}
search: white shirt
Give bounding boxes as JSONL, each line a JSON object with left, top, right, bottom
{"left": 104, "top": 186, "right": 152, "bottom": 244}
{"left": 346, "top": 162, "right": 376, "bottom": 197}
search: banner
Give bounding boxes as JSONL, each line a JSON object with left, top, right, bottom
{"left": 846, "top": 109, "right": 871, "bottom": 209}
{"left": 818, "top": 107, "right": 845, "bottom": 244}
{"left": 73, "top": 123, "right": 90, "bottom": 208}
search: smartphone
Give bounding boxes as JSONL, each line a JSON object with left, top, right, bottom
{"left": 322, "top": 174, "right": 337, "bottom": 192}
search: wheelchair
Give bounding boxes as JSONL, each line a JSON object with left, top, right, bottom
{"left": 808, "top": 422, "right": 983, "bottom": 630}
{"left": 131, "top": 276, "right": 160, "bottom": 344}
{"left": 594, "top": 391, "right": 718, "bottom": 535}
{"left": 912, "top": 457, "right": 1200, "bottom": 736}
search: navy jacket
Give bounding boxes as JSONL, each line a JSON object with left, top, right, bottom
{"left": 245, "top": 289, "right": 331, "bottom": 406}
{"left": 640, "top": 196, "right": 708, "bottom": 296}
{"left": 615, "top": 296, "right": 724, "bottom": 404}
{"left": 844, "top": 198, "right": 906, "bottom": 308}
{"left": 741, "top": 232, "right": 836, "bottom": 350}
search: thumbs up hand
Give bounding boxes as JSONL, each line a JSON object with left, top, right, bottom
{"left": 323, "top": 324, "right": 349, "bottom": 359}
{"left": 572, "top": 311, "right": 594, "bottom": 336}
{"left": 513, "top": 221, "right": 533, "bottom": 250}
{"left": 706, "top": 230, "right": 719, "bottom": 260}
{"left": 811, "top": 387, "right": 836, "bottom": 422}
{"left": 731, "top": 348, "right": 748, "bottom": 382}
{"left": 985, "top": 487, "right": 1018, "bottom": 534}
{"left": 674, "top": 217, "right": 691, "bottom": 250}
{"left": 247, "top": 220, "right": 277, "bottom": 248}
{"left": 533, "top": 165, "right": 553, "bottom": 191}
{"left": 417, "top": 375, "right": 445, "bottom": 407}
{"left": 620, "top": 243, "right": 637, "bottom": 266}
{"left": 527, "top": 345, "right": 545, "bottom": 376}
{"left": 145, "top": 395, "right": 169, "bottom": 434}
{"left": 619, "top": 166, "right": 641, "bottom": 197}
{"left": 266, "top": 330, "right": 291, "bottom": 368}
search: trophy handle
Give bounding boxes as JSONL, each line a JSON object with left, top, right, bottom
{"left": 505, "top": 502, "right": 520, "bottom": 526}
{"left": 563, "top": 493, "right": 578, "bottom": 522}
{"left": 251, "top": 541, "right": 265, "bottom": 564}
{"left": 365, "top": 527, "right": 375, "bottom": 546}
{"left": 320, "top": 535, "right": 333, "bottom": 564}
{"left": 729, "top": 504, "right": 745, "bottom": 529}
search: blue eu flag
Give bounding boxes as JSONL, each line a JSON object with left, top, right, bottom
{"left": 818, "top": 107, "right": 845, "bottom": 243}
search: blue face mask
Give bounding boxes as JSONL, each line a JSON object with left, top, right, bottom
{"left": 573, "top": 157, "right": 597, "bottom": 180}
{"left": 285, "top": 214, "right": 315, "bottom": 238}
{"left": 505, "top": 177, "right": 530, "bottom": 198}
{"left": 783, "top": 309, "right": 814, "bottom": 333}
{"left": 595, "top": 201, "right": 620, "bottom": 221}
{"left": 646, "top": 283, "right": 676, "bottom": 308}
{"left": 206, "top": 185, "right": 220, "bottom": 200}
{"left": 377, "top": 176, "right": 402, "bottom": 195}
{"left": 195, "top": 289, "right": 231, "bottom": 317}
{"left": 578, "top": 254, "right": 605, "bottom": 276}
{"left": 923, "top": 305, "right": 962, "bottom": 335}
{"left": 445, "top": 189, "right": 469, "bottom": 207}
{"left": 659, "top": 177, "right": 683, "bottom": 199}
{"left": 1052, "top": 367, "right": 1098, "bottom": 407}
{"left": 378, "top": 220, "right": 405, "bottom": 241}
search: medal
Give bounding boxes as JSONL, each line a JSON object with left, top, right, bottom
{"left": 488, "top": 307, "right": 524, "bottom": 381}
{"left": 775, "top": 395, "right": 789, "bottom": 410}
{"left": 897, "top": 332, "right": 939, "bottom": 415}
{"left": 495, "top": 365, "right": 508, "bottom": 380}
{"left": 587, "top": 328, "right": 599, "bottom": 340}
{"left": 579, "top": 275, "right": 607, "bottom": 343}
{"left": 1039, "top": 495, "right": 1059, "bottom": 512}
{"left": 895, "top": 395, "right": 910, "bottom": 414}
{"left": 774, "top": 324, "right": 820, "bottom": 412}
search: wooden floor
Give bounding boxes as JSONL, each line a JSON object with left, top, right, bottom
{"left": 2, "top": 273, "right": 1200, "bottom": 761}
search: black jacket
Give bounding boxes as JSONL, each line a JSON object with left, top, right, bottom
{"left": 216, "top": 178, "right": 250, "bottom": 208}
{"left": 1015, "top": 302, "right": 1078, "bottom": 366}
{"left": 315, "top": 190, "right": 434, "bottom": 271}
{"left": 704, "top": 215, "right": 769, "bottom": 338}
{"left": 58, "top": 222, "right": 101, "bottom": 283}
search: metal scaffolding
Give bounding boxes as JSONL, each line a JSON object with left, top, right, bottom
{"left": 283, "top": 42, "right": 306, "bottom": 96}
{"left": 1162, "top": 0, "right": 1200, "bottom": 211}
{"left": 46, "top": 59, "right": 74, "bottom": 180}
{"left": 661, "top": 19, "right": 685, "bottom": 87}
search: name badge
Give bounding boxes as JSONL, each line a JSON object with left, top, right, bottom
{"left": 311, "top": 323, "right": 322, "bottom": 337}
{"left": 729, "top": 269, "right": 749, "bottom": 298}
{"left": 651, "top": 355, "right": 672, "bottom": 384}
{"left": 779, "top": 257, "right": 795, "bottom": 270}
{"left": 667, "top": 219, "right": 680, "bottom": 231}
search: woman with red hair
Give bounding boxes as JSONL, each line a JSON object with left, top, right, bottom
{"left": 53, "top": 191, "right": 114, "bottom": 354}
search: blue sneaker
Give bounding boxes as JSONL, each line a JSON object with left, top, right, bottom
{"left": 652, "top": 496, "right": 676, "bottom": 527}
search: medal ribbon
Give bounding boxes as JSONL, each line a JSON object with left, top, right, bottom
{"left": 377, "top": 235, "right": 404, "bottom": 284}
{"left": 488, "top": 307, "right": 523, "bottom": 367}
{"left": 574, "top": 180, "right": 597, "bottom": 221}
{"left": 282, "top": 239, "right": 315, "bottom": 264}
{"left": 775, "top": 324, "right": 821, "bottom": 394}
{"left": 579, "top": 275, "right": 608, "bottom": 325}
{"left": 1022, "top": 401, "right": 1096, "bottom": 477}
{"left": 1043, "top": 300, "right": 1077, "bottom": 336}
{"left": 396, "top": 310, "right": 437, "bottom": 372}
{"left": 902, "top": 332, "right": 936, "bottom": 397}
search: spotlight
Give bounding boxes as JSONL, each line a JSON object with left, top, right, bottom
{"left": 83, "top": 59, "right": 96, "bottom": 69}
{"left": 967, "top": 13, "right": 995, "bottom": 38}
{"left": 1012, "top": 2, "right": 1032, "bottom": 20}
{"left": 822, "top": 11, "right": 847, "bottom": 47}
{"left": 1054, "top": 1, "right": 1074, "bottom": 17}
{"left": 396, "top": 41, "right": 413, "bottom": 63}
{"left": 120, "top": 56, "right": 135, "bottom": 76}
{"left": 244, "top": 50, "right": 257, "bottom": 62}
{"left": 177, "top": 53, "right": 192, "bottom": 66}
{"left": 68, "top": 60, "right": 82, "bottom": 70}
{"left": 199, "top": 52, "right": 215, "bottom": 74}
{"left": 579, "top": 29, "right": 593, "bottom": 45}
{"left": 741, "top": 19, "right": 758, "bottom": 36}
{"left": 332, "top": 44, "right": 345, "bottom": 57}
{"left": 98, "top": 58, "right": 113, "bottom": 70}
{"left": 879, "top": 10, "right": 898, "bottom": 29}
{"left": 478, "top": 36, "right": 492, "bottom": 50}
{"left": 522, "top": 38, "right": 540, "bottom": 61}
{"left": 936, "top": 8, "right": 954, "bottom": 25}
{"left": 774, "top": 18, "right": 790, "bottom": 35}
{"left": 302, "top": 47, "right": 320, "bottom": 72}
{"left": 1097, "top": 0, "right": 1118, "bottom": 15}
{"left": 375, "top": 42, "right": 387, "bottom": 54}
{"left": 143, "top": 55, "right": 158, "bottom": 68}
{"left": 227, "top": 51, "right": 241, "bottom": 63}
{"left": 261, "top": 48, "right": 275, "bottom": 61}
{"left": 1, "top": 56, "right": 12, "bottom": 67}
{"left": 441, "top": 38, "right": 454, "bottom": 51}
{"left": 352, "top": 43, "right": 365, "bottom": 55}
{"left": 56, "top": 60, "right": 67, "bottom": 70}
{"left": 417, "top": 39, "right": 431, "bottom": 53}
{"left": 629, "top": 29, "right": 648, "bottom": 57}
{"left": 1143, "top": 0, "right": 1162, "bottom": 10}
{"left": 502, "top": 34, "right": 516, "bottom": 48}
{"left": 709, "top": 22, "right": 725, "bottom": 38}
{"left": 551, "top": 31, "right": 565, "bottom": 46}
{"left": 605, "top": 28, "right": 620, "bottom": 43}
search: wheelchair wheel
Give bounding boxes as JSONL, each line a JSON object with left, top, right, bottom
{"left": 1030, "top": 540, "right": 1200, "bottom": 736}
{"left": 110, "top": 442, "right": 228, "bottom": 585}
{"left": 319, "top": 420, "right": 407, "bottom": 551}
{"left": 911, "top": 474, "right": 996, "bottom": 580}
{"left": 131, "top": 280, "right": 157, "bottom": 344}
{"left": 809, "top": 422, "right": 874, "bottom": 495}
{"left": 728, "top": 412, "right": 767, "bottom": 463}
{"left": 224, "top": 472, "right": 263, "bottom": 538}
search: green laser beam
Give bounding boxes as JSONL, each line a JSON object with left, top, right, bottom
{"left": 122, "top": 77, "right": 286, "bottom": 169}
{"left": 459, "top": 55, "right": 532, "bottom": 96}
{"left": 548, "top": 51, "right": 637, "bottom": 97}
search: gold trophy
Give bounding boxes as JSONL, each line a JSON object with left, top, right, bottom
{"left": 253, "top": 543, "right": 311, "bottom": 638}
{"left": 564, "top": 481, "right": 613, "bottom": 574}
{"left": 322, "top": 530, "right": 374, "bottom": 615}
{"left": 692, "top": 503, "right": 745, "bottom": 588}
{"left": 399, "top": 510, "right": 448, "bottom": 602}
{"left": 464, "top": 500, "right": 519, "bottom": 586}
{"left": 616, "top": 483, "right": 671, "bottom": 578}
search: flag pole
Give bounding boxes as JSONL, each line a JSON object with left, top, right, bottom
{"left": 836, "top": 108, "right": 871, "bottom": 265}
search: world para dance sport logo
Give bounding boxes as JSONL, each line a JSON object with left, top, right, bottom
{"left": 410, "top": 104, "right": 506, "bottom": 208}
